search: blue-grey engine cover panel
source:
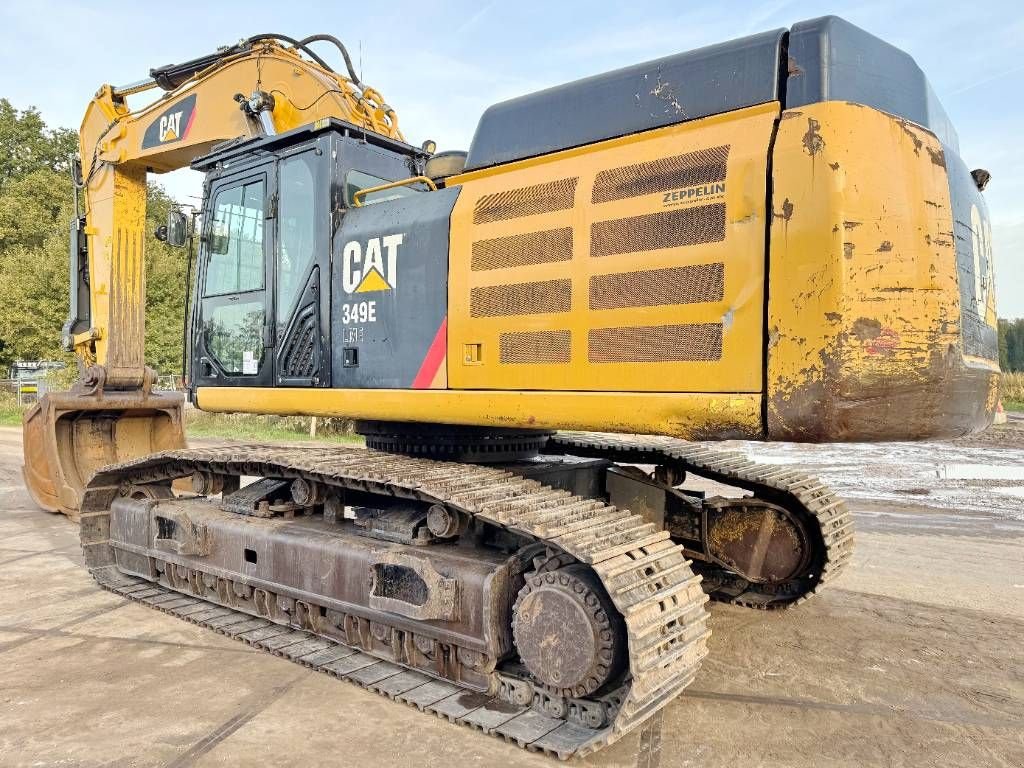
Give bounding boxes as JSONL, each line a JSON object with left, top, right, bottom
{"left": 331, "top": 187, "right": 459, "bottom": 388}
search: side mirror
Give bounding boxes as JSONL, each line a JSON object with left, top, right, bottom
{"left": 167, "top": 209, "right": 189, "bottom": 248}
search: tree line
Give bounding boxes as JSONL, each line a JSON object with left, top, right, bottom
{"left": 1000, "top": 319, "right": 1024, "bottom": 372}
{"left": 0, "top": 98, "right": 185, "bottom": 377}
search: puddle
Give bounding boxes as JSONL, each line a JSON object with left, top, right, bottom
{"left": 993, "top": 487, "right": 1024, "bottom": 499}
{"left": 935, "top": 464, "right": 1024, "bottom": 481}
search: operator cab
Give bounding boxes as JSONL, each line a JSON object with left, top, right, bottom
{"left": 187, "top": 119, "right": 450, "bottom": 399}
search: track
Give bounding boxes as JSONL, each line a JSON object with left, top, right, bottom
{"left": 79, "top": 444, "right": 711, "bottom": 759}
{"left": 545, "top": 433, "right": 855, "bottom": 608}
{"left": 77, "top": 435, "right": 853, "bottom": 756}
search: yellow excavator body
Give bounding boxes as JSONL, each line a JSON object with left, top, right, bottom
{"left": 16, "top": 17, "right": 999, "bottom": 757}
{"left": 194, "top": 100, "right": 997, "bottom": 441}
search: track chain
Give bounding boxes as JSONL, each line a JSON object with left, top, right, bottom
{"left": 79, "top": 443, "right": 710, "bottom": 759}
{"left": 545, "top": 432, "right": 855, "bottom": 608}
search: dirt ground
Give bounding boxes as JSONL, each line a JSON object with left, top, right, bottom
{"left": 0, "top": 422, "right": 1022, "bottom": 767}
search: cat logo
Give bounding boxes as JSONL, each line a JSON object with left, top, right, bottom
{"left": 159, "top": 111, "right": 184, "bottom": 142}
{"left": 342, "top": 233, "right": 405, "bottom": 293}
{"left": 141, "top": 94, "right": 197, "bottom": 149}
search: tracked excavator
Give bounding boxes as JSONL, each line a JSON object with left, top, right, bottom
{"left": 21, "top": 17, "right": 998, "bottom": 758}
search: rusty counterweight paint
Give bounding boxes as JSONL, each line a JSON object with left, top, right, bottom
{"left": 767, "top": 102, "right": 998, "bottom": 442}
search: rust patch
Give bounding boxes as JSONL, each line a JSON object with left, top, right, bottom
{"left": 896, "top": 118, "right": 923, "bottom": 155}
{"left": 877, "top": 241, "right": 893, "bottom": 252}
{"left": 843, "top": 220, "right": 861, "bottom": 230}
{"left": 926, "top": 146, "right": 946, "bottom": 168}
{"left": 843, "top": 242, "right": 855, "bottom": 259}
{"left": 832, "top": 224, "right": 840, "bottom": 234}
{"left": 787, "top": 56, "right": 803, "bottom": 77}
{"left": 802, "top": 117, "right": 825, "bottom": 156}
{"left": 780, "top": 111, "right": 804, "bottom": 120}
{"left": 825, "top": 312, "right": 842, "bottom": 322}
{"left": 851, "top": 317, "right": 882, "bottom": 342}
{"left": 865, "top": 327, "right": 900, "bottom": 355}
{"left": 773, "top": 198, "right": 795, "bottom": 222}
{"left": 924, "top": 199, "right": 942, "bottom": 208}
{"left": 828, "top": 161, "right": 840, "bottom": 171}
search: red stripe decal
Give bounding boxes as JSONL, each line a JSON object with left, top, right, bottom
{"left": 411, "top": 317, "right": 447, "bottom": 389}
{"left": 183, "top": 107, "right": 197, "bottom": 140}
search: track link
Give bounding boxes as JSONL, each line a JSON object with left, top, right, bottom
{"left": 80, "top": 443, "right": 710, "bottom": 759}
{"left": 545, "top": 432, "right": 855, "bottom": 608}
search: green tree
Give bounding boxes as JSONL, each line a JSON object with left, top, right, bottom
{"left": 0, "top": 99, "right": 77, "bottom": 191}
{"left": 0, "top": 100, "right": 187, "bottom": 377}
{"left": 999, "top": 318, "right": 1024, "bottom": 372}
{"left": 1007, "top": 321, "right": 1015, "bottom": 372}
{"left": 0, "top": 167, "right": 76, "bottom": 367}
{"left": 144, "top": 186, "right": 189, "bottom": 377}
{"left": 1012, "top": 320, "right": 1024, "bottom": 372}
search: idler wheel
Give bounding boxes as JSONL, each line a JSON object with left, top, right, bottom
{"left": 512, "top": 564, "right": 626, "bottom": 698}
{"left": 704, "top": 499, "right": 812, "bottom": 584}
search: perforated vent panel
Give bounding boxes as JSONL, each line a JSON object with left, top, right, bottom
{"left": 451, "top": 100, "right": 777, "bottom": 393}
{"left": 591, "top": 204, "right": 725, "bottom": 258}
{"left": 471, "top": 279, "right": 572, "bottom": 317}
{"left": 591, "top": 145, "right": 729, "bottom": 203}
{"left": 473, "top": 177, "right": 579, "bottom": 224}
{"left": 500, "top": 330, "right": 571, "bottom": 364}
{"left": 280, "top": 304, "right": 319, "bottom": 378}
{"left": 471, "top": 228, "right": 573, "bottom": 271}
{"left": 588, "top": 323, "right": 723, "bottom": 363}
{"left": 589, "top": 263, "right": 725, "bottom": 310}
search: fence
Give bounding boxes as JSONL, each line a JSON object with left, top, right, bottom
{"left": 0, "top": 378, "right": 49, "bottom": 405}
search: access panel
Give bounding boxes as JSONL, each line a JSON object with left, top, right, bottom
{"left": 448, "top": 101, "right": 778, "bottom": 393}
{"left": 330, "top": 188, "right": 458, "bottom": 389}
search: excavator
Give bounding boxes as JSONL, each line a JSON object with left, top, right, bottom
{"left": 20, "top": 16, "right": 997, "bottom": 758}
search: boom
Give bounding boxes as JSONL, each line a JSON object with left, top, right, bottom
{"left": 25, "top": 35, "right": 402, "bottom": 515}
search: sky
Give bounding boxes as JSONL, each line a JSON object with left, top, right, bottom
{"left": 1, "top": 0, "right": 1021, "bottom": 316}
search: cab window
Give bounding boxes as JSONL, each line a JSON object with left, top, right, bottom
{"left": 277, "top": 154, "right": 318, "bottom": 327}
{"left": 205, "top": 180, "right": 265, "bottom": 295}
{"left": 345, "top": 170, "right": 423, "bottom": 206}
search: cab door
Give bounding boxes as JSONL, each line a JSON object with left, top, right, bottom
{"left": 273, "top": 144, "right": 330, "bottom": 387}
{"left": 192, "top": 167, "right": 274, "bottom": 388}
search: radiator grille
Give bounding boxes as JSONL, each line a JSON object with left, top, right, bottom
{"left": 588, "top": 323, "right": 723, "bottom": 363}
{"left": 473, "top": 177, "right": 578, "bottom": 224}
{"left": 591, "top": 203, "right": 725, "bottom": 258}
{"left": 471, "top": 279, "right": 572, "bottom": 317}
{"left": 589, "top": 263, "right": 724, "bottom": 310}
{"left": 471, "top": 228, "right": 573, "bottom": 271}
{"left": 592, "top": 145, "right": 730, "bottom": 203}
{"left": 499, "top": 330, "right": 571, "bottom": 364}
